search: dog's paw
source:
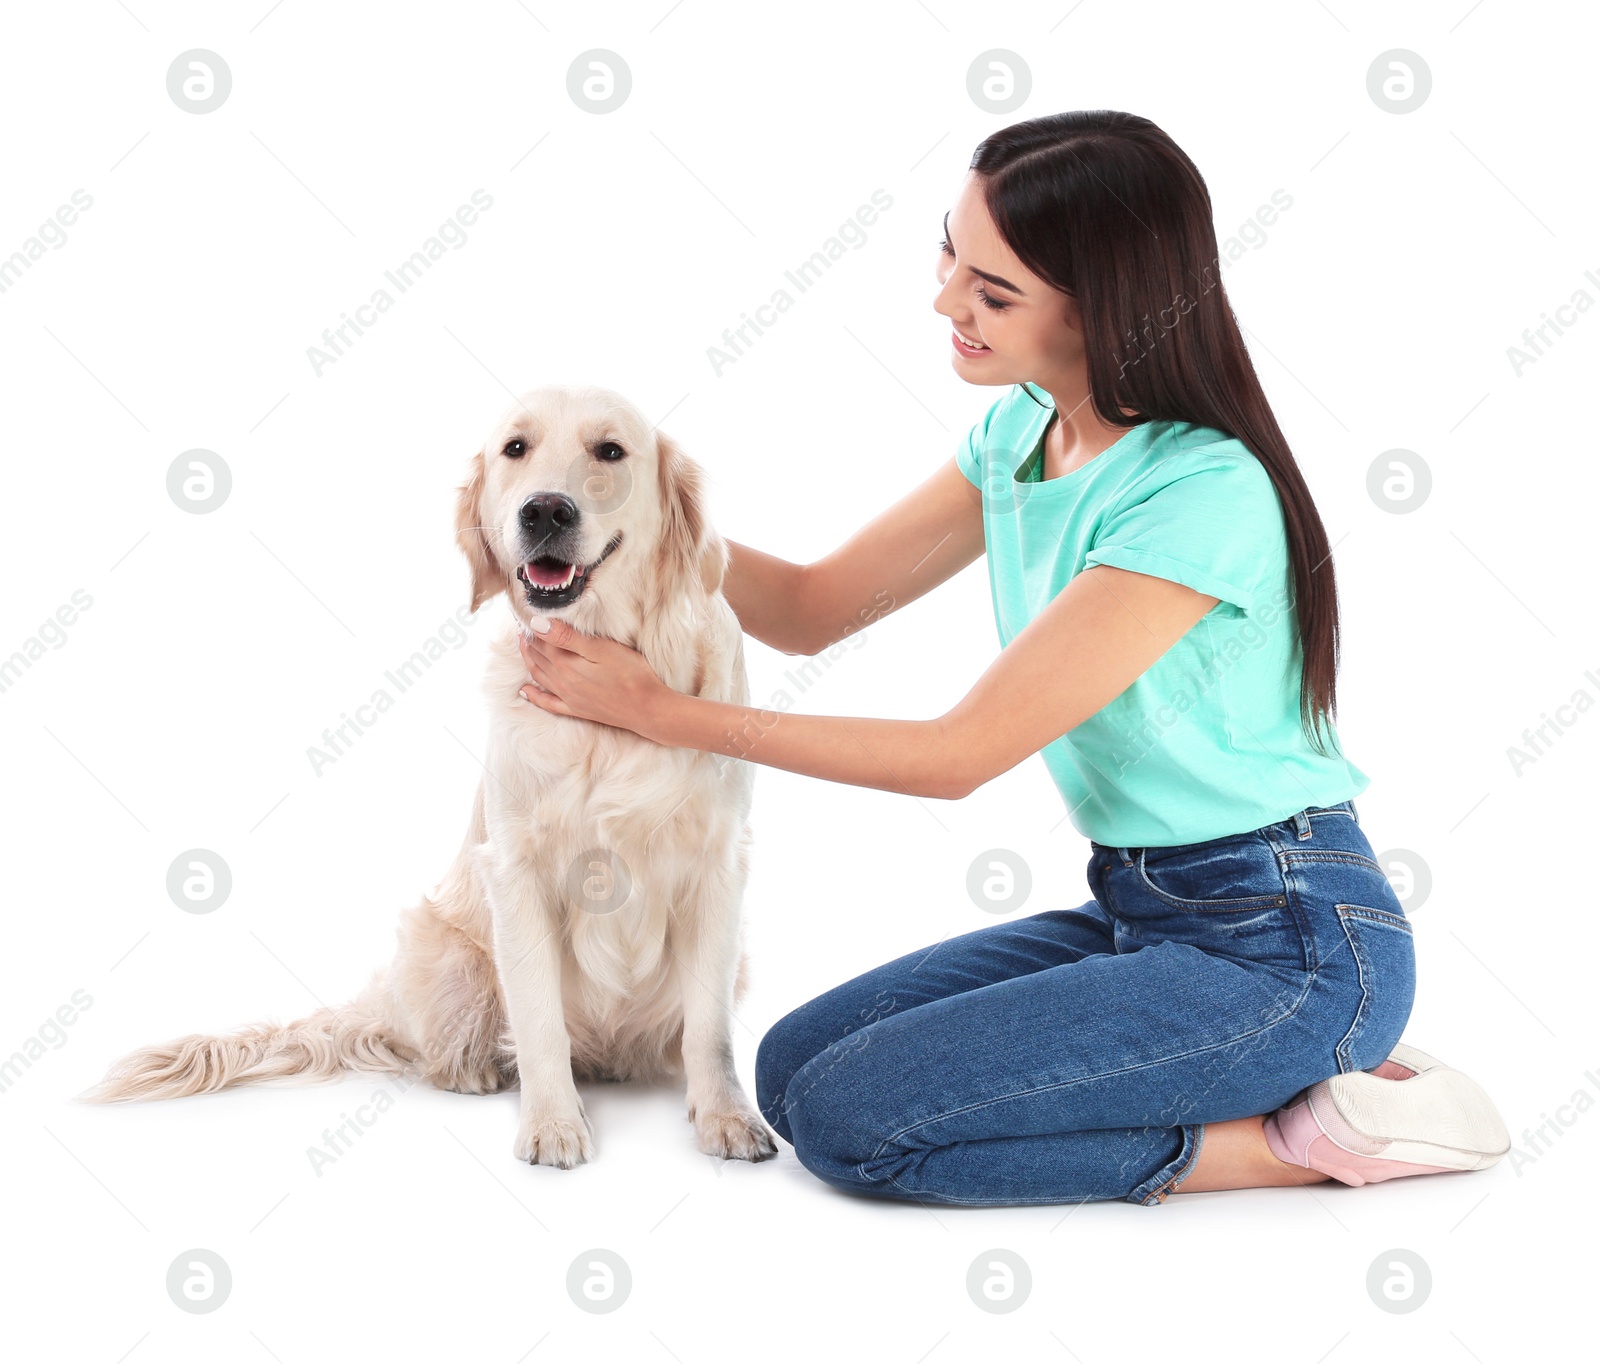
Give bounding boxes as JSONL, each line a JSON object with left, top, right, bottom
{"left": 693, "top": 1108, "right": 779, "bottom": 1162}
{"left": 514, "top": 1109, "right": 595, "bottom": 1168}
{"left": 434, "top": 1061, "right": 510, "bottom": 1096}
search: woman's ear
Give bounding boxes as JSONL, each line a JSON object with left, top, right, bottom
{"left": 454, "top": 449, "right": 501, "bottom": 613}
{"left": 654, "top": 427, "right": 725, "bottom": 602}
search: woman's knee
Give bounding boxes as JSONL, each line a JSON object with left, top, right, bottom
{"left": 754, "top": 1005, "right": 840, "bottom": 1141}
{"left": 754, "top": 990, "right": 871, "bottom": 1126}
{"left": 754, "top": 1024, "right": 799, "bottom": 1140}
{"left": 783, "top": 1031, "right": 892, "bottom": 1171}
{"left": 756, "top": 1020, "right": 874, "bottom": 1154}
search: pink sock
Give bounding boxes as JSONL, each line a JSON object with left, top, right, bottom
{"left": 1369, "top": 1059, "right": 1417, "bottom": 1080}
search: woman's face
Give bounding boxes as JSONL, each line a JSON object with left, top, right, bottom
{"left": 933, "top": 172, "right": 1085, "bottom": 388}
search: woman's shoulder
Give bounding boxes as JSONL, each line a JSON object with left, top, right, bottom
{"left": 1111, "top": 419, "right": 1279, "bottom": 519}
{"left": 1137, "top": 420, "right": 1273, "bottom": 485}
{"left": 1151, "top": 418, "right": 1260, "bottom": 463}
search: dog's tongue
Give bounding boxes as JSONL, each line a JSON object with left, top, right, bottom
{"left": 525, "top": 558, "right": 573, "bottom": 587}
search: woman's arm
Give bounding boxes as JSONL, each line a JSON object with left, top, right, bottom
{"left": 520, "top": 562, "right": 1222, "bottom": 801}
{"left": 647, "top": 694, "right": 965, "bottom": 799}
{"left": 722, "top": 457, "right": 985, "bottom": 658}
{"left": 721, "top": 540, "right": 813, "bottom": 656}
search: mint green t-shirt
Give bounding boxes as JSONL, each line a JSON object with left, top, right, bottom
{"left": 956, "top": 382, "right": 1368, "bottom": 848}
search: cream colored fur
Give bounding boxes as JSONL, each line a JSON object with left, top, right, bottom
{"left": 82, "top": 385, "right": 776, "bottom": 1167}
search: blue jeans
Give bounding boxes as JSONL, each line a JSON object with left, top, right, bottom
{"left": 755, "top": 800, "right": 1416, "bottom": 1206}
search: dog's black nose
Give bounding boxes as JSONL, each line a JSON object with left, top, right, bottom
{"left": 519, "top": 492, "right": 579, "bottom": 531}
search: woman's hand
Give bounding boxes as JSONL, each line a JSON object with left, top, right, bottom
{"left": 516, "top": 618, "right": 670, "bottom": 735}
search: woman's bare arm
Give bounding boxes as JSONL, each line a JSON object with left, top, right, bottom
{"left": 722, "top": 457, "right": 985, "bottom": 657}
{"left": 637, "top": 564, "right": 1220, "bottom": 800}
{"left": 721, "top": 541, "right": 813, "bottom": 656}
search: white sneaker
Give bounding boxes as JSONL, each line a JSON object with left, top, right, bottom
{"left": 1263, "top": 1045, "right": 1511, "bottom": 1186}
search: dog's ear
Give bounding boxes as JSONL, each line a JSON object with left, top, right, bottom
{"left": 454, "top": 449, "right": 501, "bottom": 613}
{"left": 654, "top": 427, "right": 726, "bottom": 602}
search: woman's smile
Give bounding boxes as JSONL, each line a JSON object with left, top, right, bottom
{"left": 952, "top": 325, "right": 992, "bottom": 355}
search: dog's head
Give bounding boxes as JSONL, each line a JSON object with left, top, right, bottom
{"left": 454, "top": 386, "right": 726, "bottom": 634}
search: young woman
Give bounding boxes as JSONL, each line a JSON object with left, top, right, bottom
{"left": 515, "top": 110, "right": 1510, "bottom": 1206}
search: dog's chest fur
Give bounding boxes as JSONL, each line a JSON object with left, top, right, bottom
{"left": 473, "top": 619, "right": 753, "bottom": 1067}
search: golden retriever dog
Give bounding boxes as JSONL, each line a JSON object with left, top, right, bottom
{"left": 83, "top": 384, "right": 777, "bottom": 1168}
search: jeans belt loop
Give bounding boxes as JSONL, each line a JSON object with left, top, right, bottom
{"left": 1292, "top": 808, "right": 1313, "bottom": 840}
{"left": 1116, "top": 846, "right": 1135, "bottom": 867}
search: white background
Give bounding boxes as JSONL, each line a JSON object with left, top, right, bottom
{"left": 0, "top": 1, "right": 1593, "bottom": 1360}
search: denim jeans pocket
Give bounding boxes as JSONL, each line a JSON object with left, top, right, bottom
{"left": 1116, "top": 834, "right": 1307, "bottom": 974}
{"left": 1134, "top": 833, "right": 1289, "bottom": 912}
{"left": 1331, "top": 903, "right": 1417, "bottom": 1074}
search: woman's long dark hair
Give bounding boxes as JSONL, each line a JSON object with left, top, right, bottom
{"left": 971, "top": 109, "right": 1344, "bottom": 757}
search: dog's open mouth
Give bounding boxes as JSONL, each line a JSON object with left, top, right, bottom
{"left": 516, "top": 533, "right": 622, "bottom": 608}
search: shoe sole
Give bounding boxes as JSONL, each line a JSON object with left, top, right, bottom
{"left": 1317, "top": 1065, "right": 1511, "bottom": 1170}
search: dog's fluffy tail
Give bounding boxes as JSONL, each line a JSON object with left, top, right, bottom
{"left": 77, "top": 972, "right": 415, "bottom": 1103}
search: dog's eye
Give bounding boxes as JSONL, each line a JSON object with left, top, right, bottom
{"left": 502, "top": 439, "right": 527, "bottom": 458}
{"left": 597, "top": 441, "right": 626, "bottom": 462}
